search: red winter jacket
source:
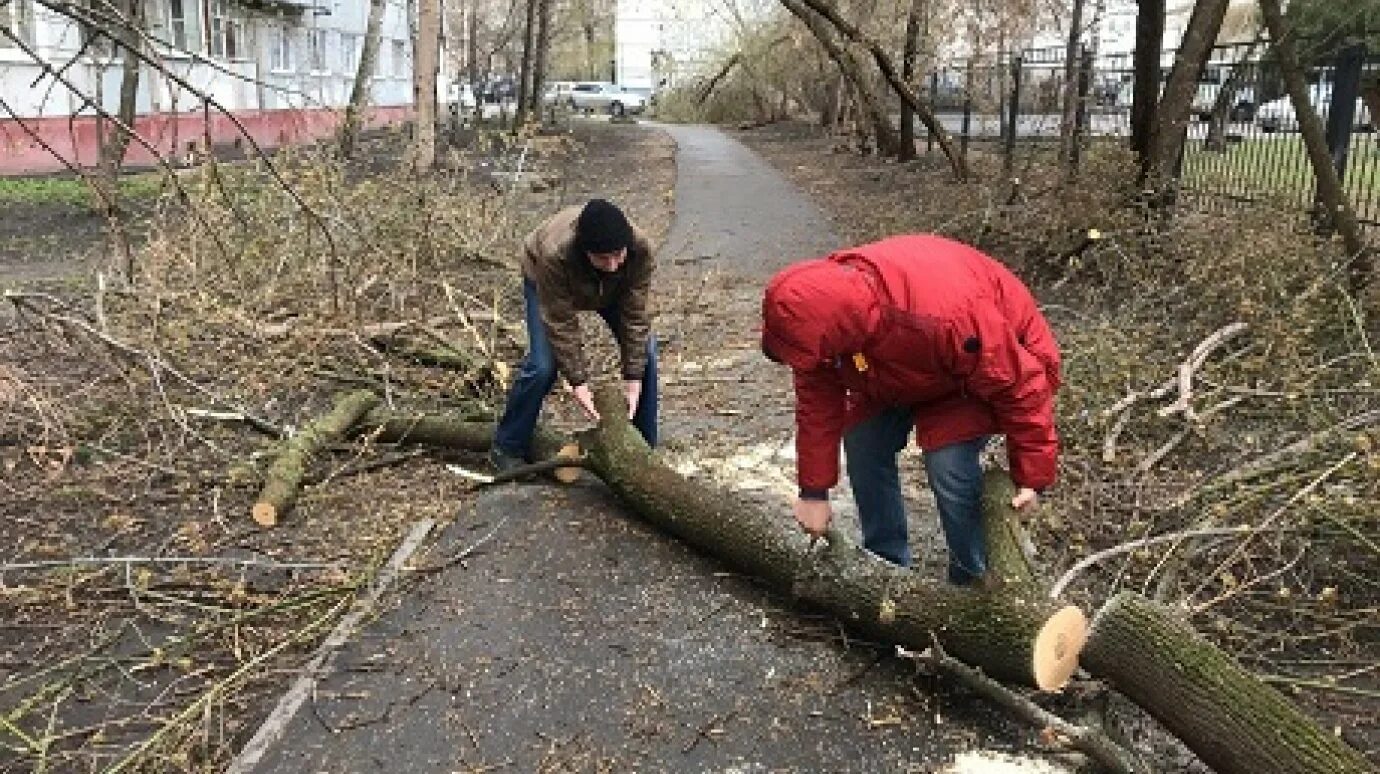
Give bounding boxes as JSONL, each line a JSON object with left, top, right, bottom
{"left": 761, "top": 234, "right": 1061, "bottom": 493}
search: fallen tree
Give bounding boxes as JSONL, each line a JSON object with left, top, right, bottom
{"left": 358, "top": 399, "right": 1086, "bottom": 689}
{"left": 347, "top": 387, "right": 1370, "bottom": 773}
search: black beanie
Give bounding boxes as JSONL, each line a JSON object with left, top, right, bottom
{"left": 575, "top": 199, "right": 633, "bottom": 254}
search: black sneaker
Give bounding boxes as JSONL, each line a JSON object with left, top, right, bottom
{"left": 488, "top": 446, "right": 526, "bottom": 474}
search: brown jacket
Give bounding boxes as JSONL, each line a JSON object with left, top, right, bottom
{"left": 521, "top": 205, "right": 655, "bottom": 386}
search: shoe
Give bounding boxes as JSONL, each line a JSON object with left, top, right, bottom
{"left": 488, "top": 446, "right": 526, "bottom": 474}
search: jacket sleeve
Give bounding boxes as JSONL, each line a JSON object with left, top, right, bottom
{"left": 961, "top": 306, "right": 1059, "bottom": 490}
{"left": 616, "top": 241, "right": 655, "bottom": 380}
{"left": 794, "top": 366, "right": 848, "bottom": 493}
{"left": 530, "top": 251, "right": 590, "bottom": 387}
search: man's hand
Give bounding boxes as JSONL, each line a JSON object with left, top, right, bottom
{"left": 1011, "top": 487, "right": 1039, "bottom": 511}
{"left": 794, "top": 498, "right": 833, "bottom": 538}
{"left": 624, "top": 380, "right": 642, "bottom": 419}
{"left": 570, "top": 383, "right": 600, "bottom": 421}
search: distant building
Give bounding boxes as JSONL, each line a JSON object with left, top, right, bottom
{"left": 0, "top": 0, "right": 417, "bottom": 174}
{"left": 614, "top": 0, "right": 760, "bottom": 90}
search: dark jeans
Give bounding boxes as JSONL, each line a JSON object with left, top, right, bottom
{"left": 493, "top": 279, "right": 658, "bottom": 458}
{"left": 843, "top": 406, "right": 991, "bottom": 584}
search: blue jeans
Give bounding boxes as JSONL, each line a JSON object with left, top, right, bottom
{"left": 493, "top": 279, "right": 658, "bottom": 458}
{"left": 843, "top": 406, "right": 990, "bottom": 585}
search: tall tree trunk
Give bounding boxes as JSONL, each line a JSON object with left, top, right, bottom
{"left": 342, "top": 0, "right": 389, "bottom": 158}
{"left": 1258, "top": 0, "right": 1371, "bottom": 296}
{"left": 413, "top": 0, "right": 441, "bottom": 170}
{"left": 468, "top": 8, "right": 481, "bottom": 120}
{"left": 898, "top": 0, "right": 923, "bottom": 161}
{"left": 1059, "top": 0, "right": 1088, "bottom": 163}
{"left": 514, "top": 0, "right": 537, "bottom": 128}
{"left": 1130, "top": 0, "right": 1165, "bottom": 182}
{"left": 529, "top": 0, "right": 552, "bottom": 117}
{"left": 99, "top": 0, "right": 141, "bottom": 181}
{"left": 1144, "top": 0, "right": 1230, "bottom": 189}
{"left": 780, "top": 0, "right": 900, "bottom": 156}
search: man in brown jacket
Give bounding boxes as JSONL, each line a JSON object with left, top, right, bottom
{"left": 491, "top": 199, "right": 658, "bottom": 470}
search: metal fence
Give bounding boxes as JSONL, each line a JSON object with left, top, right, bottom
{"left": 923, "top": 41, "right": 1380, "bottom": 228}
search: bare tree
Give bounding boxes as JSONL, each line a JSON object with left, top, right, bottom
{"left": 529, "top": 0, "right": 552, "bottom": 116}
{"left": 1143, "top": 0, "right": 1230, "bottom": 188}
{"left": 783, "top": 0, "right": 967, "bottom": 179}
{"left": 898, "top": 0, "right": 924, "bottom": 162}
{"left": 97, "top": 0, "right": 143, "bottom": 190}
{"left": 342, "top": 0, "right": 389, "bottom": 158}
{"left": 1058, "top": 0, "right": 1088, "bottom": 163}
{"left": 1130, "top": 0, "right": 1165, "bottom": 182}
{"left": 414, "top": 0, "right": 441, "bottom": 169}
{"left": 780, "top": 0, "right": 900, "bottom": 155}
{"left": 514, "top": 0, "right": 537, "bottom": 127}
{"left": 1258, "top": 0, "right": 1370, "bottom": 296}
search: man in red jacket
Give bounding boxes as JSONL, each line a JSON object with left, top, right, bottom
{"left": 761, "top": 234, "right": 1061, "bottom": 585}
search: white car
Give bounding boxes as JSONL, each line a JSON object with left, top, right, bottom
{"left": 566, "top": 82, "right": 647, "bottom": 116}
{"left": 1256, "top": 89, "right": 1372, "bottom": 132}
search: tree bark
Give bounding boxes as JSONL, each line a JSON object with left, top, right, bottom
{"left": 785, "top": 0, "right": 967, "bottom": 179}
{"left": 1059, "top": 0, "right": 1088, "bottom": 164}
{"left": 514, "top": 0, "right": 537, "bottom": 128}
{"left": 252, "top": 391, "right": 381, "bottom": 527}
{"left": 413, "top": 0, "right": 441, "bottom": 170}
{"left": 1130, "top": 0, "right": 1165, "bottom": 182}
{"left": 529, "top": 0, "right": 552, "bottom": 117}
{"left": 99, "top": 0, "right": 141, "bottom": 180}
{"left": 342, "top": 0, "right": 389, "bottom": 158}
{"left": 898, "top": 0, "right": 924, "bottom": 162}
{"left": 779, "top": 0, "right": 900, "bottom": 157}
{"left": 1144, "top": 0, "right": 1230, "bottom": 189}
{"left": 1083, "top": 593, "right": 1373, "bottom": 774}
{"left": 1258, "top": 0, "right": 1371, "bottom": 296}
{"left": 698, "top": 53, "right": 742, "bottom": 105}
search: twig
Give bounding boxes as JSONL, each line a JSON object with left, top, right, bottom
{"left": 1157, "top": 322, "right": 1249, "bottom": 421}
{"left": 0, "top": 555, "right": 338, "bottom": 573}
{"left": 1189, "top": 452, "right": 1359, "bottom": 604}
{"left": 4, "top": 294, "right": 284, "bottom": 437}
{"left": 918, "top": 635, "right": 1149, "bottom": 774}
{"left": 1050, "top": 525, "right": 1255, "bottom": 599}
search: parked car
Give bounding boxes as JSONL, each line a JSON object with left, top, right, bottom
{"left": 1190, "top": 64, "right": 1257, "bottom": 122}
{"left": 542, "top": 81, "right": 577, "bottom": 107}
{"left": 1256, "top": 87, "right": 1372, "bottom": 132}
{"left": 566, "top": 82, "right": 648, "bottom": 116}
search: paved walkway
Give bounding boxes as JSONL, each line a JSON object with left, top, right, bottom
{"left": 249, "top": 125, "right": 1014, "bottom": 773}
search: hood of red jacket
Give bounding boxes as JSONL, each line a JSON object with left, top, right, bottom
{"left": 761, "top": 258, "right": 877, "bottom": 371}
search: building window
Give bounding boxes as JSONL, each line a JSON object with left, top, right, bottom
{"left": 270, "top": 24, "right": 292, "bottom": 71}
{"left": 0, "top": 0, "right": 35, "bottom": 48}
{"left": 162, "top": 0, "right": 192, "bottom": 50}
{"left": 308, "top": 28, "right": 328, "bottom": 72}
{"left": 340, "top": 33, "right": 360, "bottom": 74}
{"left": 208, "top": 0, "right": 243, "bottom": 59}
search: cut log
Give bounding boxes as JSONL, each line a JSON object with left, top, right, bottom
{"left": 252, "top": 390, "right": 380, "bottom": 527}
{"left": 1082, "top": 592, "right": 1373, "bottom": 774}
{"left": 579, "top": 387, "right": 1086, "bottom": 689}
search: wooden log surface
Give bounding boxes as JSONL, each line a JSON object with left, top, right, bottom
{"left": 1082, "top": 592, "right": 1373, "bottom": 774}
{"left": 579, "top": 387, "right": 1086, "bottom": 690}
{"left": 252, "top": 390, "right": 381, "bottom": 527}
